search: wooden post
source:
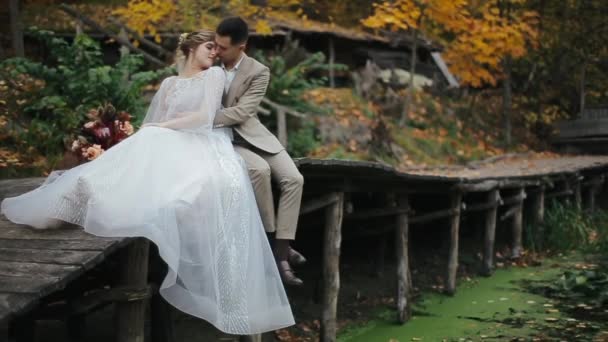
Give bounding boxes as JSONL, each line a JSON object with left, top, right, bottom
{"left": 532, "top": 186, "right": 545, "bottom": 250}
{"left": 446, "top": 192, "right": 462, "bottom": 295}
{"left": 373, "top": 235, "right": 387, "bottom": 277}
{"left": 9, "top": 0, "right": 24, "bottom": 57}
{"left": 574, "top": 180, "right": 582, "bottom": 209}
{"left": 10, "top": 312, "right": 35, "bottom": 342}
{"left": 321, "top": 192, "right": 344, "bottom": 342}
{"left": 481, "top": 189, "right": 499, "bottom": 276}
{"left": 150, "top": 292, "right": 174, "bottom": 342}
{"left": 395, "top": 194, "right": 411, "bottom": 323}
{"left": 586, "top": 185, "right": 596, "bottom": 212}
{"left": 148, "top": 246, "right": 175, "bottom": 342}
{"left": 511, "top": 188, "right": 524, "bottom": 259}
{"left": 585, "top": 176, "right": 602, "bottom": 212}
{"left": 329, "top": 37, "right": 335, "bottom": 88}
{"left": 277, "top": 108, "right": 287, "bottom": 147}
{"left": 239, "top": 334, "right": 262, "bottom": 342}
{"left": 118, "top": 28, "right": 130, "bottom": 57}
{"left": 115, "top": 238, "right": 150, "bottom": 342}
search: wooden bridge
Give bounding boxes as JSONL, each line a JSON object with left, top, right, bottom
{"left": 2, "top": 155, "right": 608, "bottom": 342}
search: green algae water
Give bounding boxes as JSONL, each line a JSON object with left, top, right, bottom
{"left": 339, "top": 265, "right": 564, "bottom": 342}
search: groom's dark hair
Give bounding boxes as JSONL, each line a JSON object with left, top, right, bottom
{"left": 216, "top": 17, "right": 249, "bottom": 45}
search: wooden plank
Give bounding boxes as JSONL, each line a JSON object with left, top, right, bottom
{"left": 345, "top": 207, "right": 409, "bottom": 220}
{"left": 300, "top": 193, "right": 340, "bottom": 215}
{"left": 481, "top": 189, "right": 499, "bottom": 276}
{"left": 0, "top": 276, "right": 60, "bottom": 294}
{"left": 0, "top": 248, "right": 101, "bottom": 268}
{"left": 0, "top": 261, "right": 80, "bottom": 279}
{"left": 410, "top": 208, "right": 459, "bottom": 224}
{"left": 446, "top": 193, "right": 462, "bottom": 296}
{"left": 456, "top": 180, "right": 498, "bottom": 192}
{"left": 556, "top": 118, "right": 608, "bottom": 139}
{"left": 0, "top": 293, "right": 38, "bottom": 324}
{"left": 321, "top": 192, "right": 344, "bottom": 342}
{"left": 462, "top": 194, "right": 503, "bottom": 213}
{"left": 0, "top": 238, "right": 113, "bottom": 251}
{"left": 0, "top": 178, "right": 44, "bottom": 199}
{"left": 545, "top": 189, "right": 574, "bottom": 199}
{"left": 0, "top": 220, "right": 113, "bottom": 241}
{"left": 500, "top": 190, "right": 527, "bottom": 207}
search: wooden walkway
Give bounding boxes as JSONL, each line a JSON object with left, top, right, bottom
{"left": 1, "top": 155, "right": 608, "bottom": 342}
{"left": 0, "top": 179, "right": 153, "bottom": 342}
{"left": 294, "top": 155, "right": 608, "bottom": 341}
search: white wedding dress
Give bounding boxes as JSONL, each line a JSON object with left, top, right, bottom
{"left": 1, "top": 66, "right": 294, "bottom": 334}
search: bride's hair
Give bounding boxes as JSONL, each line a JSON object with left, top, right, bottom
{"left": 175, "top": 30, "right": 215, "bottom": 75}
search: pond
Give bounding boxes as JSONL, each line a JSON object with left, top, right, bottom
{"left": 339, "top": 255, "right": 606, "bottom": 341}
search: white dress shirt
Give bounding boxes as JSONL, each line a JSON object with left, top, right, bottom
{"left": 221, "top": 54, "right": 245, "bottom": 94}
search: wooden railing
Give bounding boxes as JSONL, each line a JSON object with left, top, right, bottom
{"left": 257, "top": 98, "right": 306, "bottom": 146}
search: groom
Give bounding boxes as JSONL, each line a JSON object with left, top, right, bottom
{"left": 213, "top": 16, "right": 306, "bottom": 286}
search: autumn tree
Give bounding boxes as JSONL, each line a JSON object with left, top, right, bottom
{"left": 363, "top": 0, "right": 538, "bottom": 143}
{"left": 523, "top": 0, "right": 608, "bottom": 118}
{"left": 362, "top": 0, "right": 470, "bottom": 126}
{"left": 448, "top": 0, "right": 538, "bottom": 145}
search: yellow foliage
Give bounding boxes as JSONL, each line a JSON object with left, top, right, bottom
{"left": 363, "top": 0, "right": 539, "bottom": 88}
{"left": 255, "top": 20, "right": 273, "bottom": 36}
{"left": 113, "top": 0, "right": 175, "bottom": 39}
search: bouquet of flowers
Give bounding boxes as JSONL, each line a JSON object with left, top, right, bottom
{"left": 71, "top": 103, "right": 134, "bottom": 161}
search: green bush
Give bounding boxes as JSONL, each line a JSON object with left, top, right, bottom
{"left": 541, "top": 200, "right": 608, "bottom": 254}
{"left": 0, "top": 29, "right": 173, "bottom": 162}
{"left": 287, "top": 121, "right": 320, "bottom": 157}
{"left": 253, "top": 38, "right": 347, "bottom": 157}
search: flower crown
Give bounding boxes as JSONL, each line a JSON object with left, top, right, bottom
{"left": 178, "top": 32, "right": 189, "bottom": 46}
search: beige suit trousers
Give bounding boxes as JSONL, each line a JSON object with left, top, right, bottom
{"left": 234, "top": 145, "right": 303, "bottom": 240}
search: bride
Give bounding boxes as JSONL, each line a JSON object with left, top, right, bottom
{"left": 1, "top": 30, "right": 294, "bottom": 335}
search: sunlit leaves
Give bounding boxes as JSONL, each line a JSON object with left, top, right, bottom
{"left": 362, "top": 0, "right": 539, "bottom": 87}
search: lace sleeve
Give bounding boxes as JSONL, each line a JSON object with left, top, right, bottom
{"left": 142, "top": 77, "right": 172, "bottom": 125}
{"left": 158, "top": 67, "right": 226, "bottom": 133}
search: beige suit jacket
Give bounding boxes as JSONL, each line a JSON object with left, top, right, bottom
{"left": 214, "top": 54, "right": 284, "bottom": 154}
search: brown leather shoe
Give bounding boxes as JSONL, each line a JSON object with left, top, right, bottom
{"left": 288, "top": 247, "right": 307, "bottom": 266}
{"left": 278, "top": 261, "right": 303, "bottom": 286}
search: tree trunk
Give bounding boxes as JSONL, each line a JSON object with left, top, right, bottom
{"left": 579, "top": 59, "right": 587, "bottom": 117}
{"left": 329, "top": 37, "right": 335, "bottom": 88}
{"left": 9, "top": 0, "right": 24, "bottom": 57}
{"left": 400, "top": 30, "right": 419, "bottom": 126}
{"left": 502, "top": 55, "right": 513, "bottom": 147}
